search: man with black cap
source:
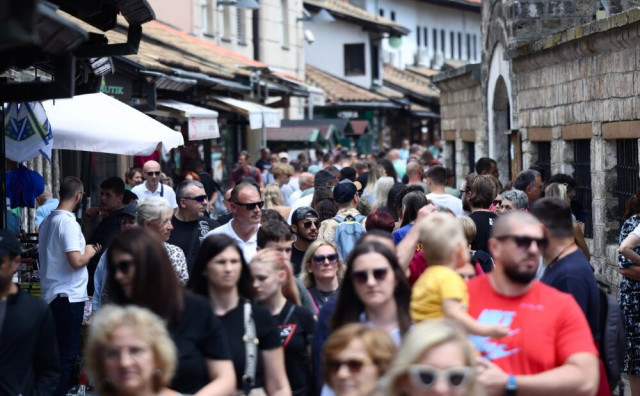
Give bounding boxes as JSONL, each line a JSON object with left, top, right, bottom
{"left": 0, "top": 230, "right": 59, "bottom": 396}
{"left": 318, "top": 180, "right": 366, "bottom": 242}
{"left": 290, "top": 207, "right": 319, "bottom": 274}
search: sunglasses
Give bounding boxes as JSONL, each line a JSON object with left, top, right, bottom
{"left": 326, "top": 358, "right": 373, "bottom": 374}
{"left": 146, "top": 171, "right": 161, "bottom": 177}
{"left": 493, "top": 199, "right": 502, "bottom": 206}
{"left": 234, "top": 201, "right": 264, "bottom": 210}
{"left": 303, "top": 219, "right": 320, "bottom": 229}
{"left": 183, "top": 195, "right": 208, "bottom": 203}
{"left": 408, "top": 365, "right": 473, "bottom": 390}
{"left": 351, "top": 268, "right": 389, "bottom": 284}
{"left": 495, "top": 235, "right": 548, "bottom": 250}
{"left": 110, "top": 259, "right": 134, "bottom": 274}
{"left": 312, "top": 253, "right": 338, "bottom": 265}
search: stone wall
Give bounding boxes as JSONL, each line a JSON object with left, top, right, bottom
{"left": 509, "top": 9, "right": 640, "bottom": 292}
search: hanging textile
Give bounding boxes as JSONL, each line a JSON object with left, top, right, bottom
{"left": 4, "top": 102, "right": 53, "bottom": 162}
{"left": 6, "top": 164, "right": 45, "bottom": 208}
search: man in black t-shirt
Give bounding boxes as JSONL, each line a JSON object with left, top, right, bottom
{"left": 290, "top": 207, "right": 319, "bottom": 275}
{"left": 468, "top": 175, "right": 498, "bottom": 254}
{"left": 169, "top": 180, "right": 220, "bottom": 271}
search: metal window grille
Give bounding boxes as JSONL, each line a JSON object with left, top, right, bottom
{"left": 466, "top": 141, "right": 475, "bottom": 174}
{"left": 572, "top": 140, "right": 593, "bottom": 238}
{"left": 615, "top": 139, "right": 639, "bottom": 221}
{"left": 450, "top": 141, "right": 457, "bottom": 180}
{"left": 536, "top": 142, "right": 551, "bottom": 183}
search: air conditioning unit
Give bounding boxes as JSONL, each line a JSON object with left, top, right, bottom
{"left": 432, "top": 52, "right": 444, "bottom": 70}
{"left": 414, "top": 49, "right": 431, "bottom": 68}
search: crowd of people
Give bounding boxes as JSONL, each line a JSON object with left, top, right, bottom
{"left": 2, "top": 141, "right": 638, "bottom": 396}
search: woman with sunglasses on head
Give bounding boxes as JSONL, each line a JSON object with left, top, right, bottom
{"left": 136, "top": 197, "right": 189, "bottom": 284}
{"left": 300, "top": 240, "right": 345, "bottom": 315}
{"left": 323, "top": 324, "right": 397, "bottom": 396}
{"left": 383, "top": 320, "right": 481, "bottom": 396}
{"left": 188, "top": 234, "right": 292, "bottom": 396}
{"left": 105, "top": 228, "right": 236, "bottom": 396}
{"left": 250, "top": 249, "right": 315, "bottom": 396}
{"left": 332, "top": 241, "right": 412, "bottom": 345}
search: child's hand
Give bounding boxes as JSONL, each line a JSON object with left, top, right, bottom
{"left": 489, "top": 325, "right": 511, "bottom": 338}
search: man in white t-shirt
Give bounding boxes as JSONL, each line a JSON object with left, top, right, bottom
{"left": 131, "top": 160, "right": 178, "bottom": 209}
{"left": 426, "top": 165, "right": 462, "bottom": 216}
{"left": 39, "top": 176, "right": 101, "bottom": 396}
{"left": 207, "top": 182, "right": 262, "bottom": 262}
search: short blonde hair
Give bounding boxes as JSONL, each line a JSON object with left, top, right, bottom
{"left": 323, "top": 323, "right": 397, "bottom": 385}
{"left": 136, "top": 196, "right": 172, "bottom": 225}
{"left": 382, "top": 320, "right": 481, "bottom": 396}
{"left": 272, "top": 163, "right": 294, "bottom": 177}
{"left": 418, "top": 213, "right": 466, "bottom": 265}
{"left": 85, "top": 305, "right": 177, "bottom": 395}
{"left": 300, "top": 239, "right": 345, "bottom": 288}
{"left": 458, "top": 216, "right": 477, "bottom": 245}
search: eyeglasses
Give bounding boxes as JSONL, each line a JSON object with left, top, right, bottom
{"left": 493, "top": 199, "right": 502, "bottom": 206}
{"left": 312, "top": 253, "right": 338, "bottom": 265}
{"left": 183, "top": 195, "right": 208, "bottom": 203}
{"left": 459, "top": 189, "right": 468, "bottom": 196}
{"left": 146, "top": 171, "right": 161, "bottom": 177}
{"left": 351, "top": 268, "right": 389, "bottom": 284}
{"left": 303, "top": 219, "right": 320, "bottom": 229}
{"left": 233, "top": 201, "right": 264, "bottom": 210}
{"left": 110, "top": 259, "right": 134, "bottom": 274}
{"left": 408, "top": 365, "right": 474, "bottom": 390}
{"left": 326, "top": 358, "right": 374, "bottom": 374}
{"left": 494, "top": 235, "right": 548, "bottom": 250}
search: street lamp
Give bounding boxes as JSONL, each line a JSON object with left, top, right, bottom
{"left": 217, "top": 0, "right": 260, "bottom": 9}
{"left": 297, "top": 9, "right": 335, "bottom": 23}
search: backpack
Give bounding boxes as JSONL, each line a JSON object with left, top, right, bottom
{"left": 333, "top": 214, "right": 366, "bottom": 261}
{"left": 597, "top": 281, "right": 625, "bottom": 393}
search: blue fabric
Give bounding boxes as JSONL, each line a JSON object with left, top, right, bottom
{"left": 49, "top": 297, "right": 84, "bottom": 396}
{"left": 35, "top": 198, "right": 59, "bottom": 226}
{"left": 392, "top": 224, "right": 413, "bottom": 245}
{"left": 6, "top": 164, "right": 45, "bottom": 208}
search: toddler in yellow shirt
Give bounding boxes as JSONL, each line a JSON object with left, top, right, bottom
{"left": 410, "top": 213, "right": 509, "bottom": 338}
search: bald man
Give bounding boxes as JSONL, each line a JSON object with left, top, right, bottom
{"left": 131, "top": 160, "right": 178, "bottom": 209}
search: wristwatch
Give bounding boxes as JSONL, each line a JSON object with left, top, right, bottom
{"left": 505, "top": 375, "right": 518, "bottom": 396}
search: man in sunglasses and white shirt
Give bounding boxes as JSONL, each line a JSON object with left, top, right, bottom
{"left": 207, "top": 182, "right": 263, "bottom": 262}
{"left": 131, "top": 160, "right": 178, "bottom": 209}
{"left": 468, "top": 211, "right": 599, "bottom": 396}
{"left": 169, "top": 180, "right": 220, "bottom": 271}
{"left": 290, "top": 207, "right": 319, "bottom": 275}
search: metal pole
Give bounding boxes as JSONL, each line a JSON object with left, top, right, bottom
{"left": 0, "top": 103, "right": 6, "bottom": 229}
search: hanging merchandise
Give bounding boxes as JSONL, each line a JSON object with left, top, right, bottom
{"left": 4, "top": 102, "right": 53, "bottom": 162}
{"left": 6, "top": 164, "right": 45, "bottom": 208}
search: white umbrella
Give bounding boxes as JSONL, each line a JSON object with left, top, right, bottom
{"left": 42, "top": 92, "right": 184, "bottom": 155}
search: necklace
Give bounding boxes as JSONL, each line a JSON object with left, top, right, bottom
{"left": 547, "top": 242, "right": 575, "bottom": 268}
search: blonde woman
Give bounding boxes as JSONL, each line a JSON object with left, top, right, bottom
{"left": 264, "top": 184, "right": 291, "bottom": 220}
{"left": 364, "top": 165, "right": 386, "bottom": 204}
{"left": 85, "top": 305, "right": 179, "bottom": 396}
{"left": 300, "top": 240, "right": 345, "bottom": 314}
{"left": 383, "top": 320, "right": 482, "bottom": 396}
{"left": 323, "top": 324, "right": 397, "bottom": 396}
{"left": 372, "top": 177, "right": 395, "bottom": 211}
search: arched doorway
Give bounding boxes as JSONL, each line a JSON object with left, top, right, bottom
{"left": 492, "top": 76, "right": 511, "bottom": 180}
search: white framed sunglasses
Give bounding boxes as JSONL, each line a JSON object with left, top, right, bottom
{"left": 408, "top": 365, "right": 474, "bottom": 389}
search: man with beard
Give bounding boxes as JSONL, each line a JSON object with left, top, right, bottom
{"left": 290, "top": 207, "right": 319, "bottom": 275}
{"left": 169, "top": 180, "right": 220, "bottom": 271}
{"left": 468, "top": 212, "right": 599, "bottom": 396}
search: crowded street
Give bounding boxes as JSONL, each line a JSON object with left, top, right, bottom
{"left": 2, "top": 1, "right": 640, "bottom": 396}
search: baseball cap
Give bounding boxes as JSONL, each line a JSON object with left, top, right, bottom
{"left": 291, "top": 207, "right": 319, "bottom": 224}
{"left": 333, "top": 182, "right": 357, "bottom": 204}
{"left": 278, "top": 152, "right": 289, "bottom": 160}
{"left": 0, "top": 230, "right": 21, "bottom": 257}
{"left": 119, "top": 203, "right": 137, "bottom": 218}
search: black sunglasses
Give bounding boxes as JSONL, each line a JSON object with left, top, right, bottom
{"left": 326, "top": 358, "right": 373, "bottom": 374}
{"left": 495, "top": 235, "right": 548, "bottom": 250}
{"left": 312, "top": 253, "right": 338, "bottom": 265}
{"left": 110, "top": 259, "right": 134, "bottom": 274}
{"left": 493, "top": 199, "right": 502, "bottom": 206}
{"left": 146, "top": 171, "right": 161, "bottom": 176}
{"left": 234, "top": 201, "right": 264, "bottom": 210}
{"left": 351, "top": 268, "right": 389, "bottom": 284}
{"left": 303, "top": 219, "right": 320, "bottom": 229}
{"left": 183, "top": 195, "right": 208, "bottom": 203}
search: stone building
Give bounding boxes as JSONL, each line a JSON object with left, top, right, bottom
{"left": 435, "top": 2, "right": 640, "bottom": 290}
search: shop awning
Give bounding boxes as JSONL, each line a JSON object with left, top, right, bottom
{"left": 153, "top": 100, "right": 220, "bottom": 140}
{"left": 209, "top": 97, "right": 281, "bottom": 129}
{"left": 346, "top": 120, "right": 370, "bottom": 136}
{"left": 42, "top": 93, "right": 184, "bottom": 155}
{"left": 266, "top": 126, "right": 320, "bottom": 142}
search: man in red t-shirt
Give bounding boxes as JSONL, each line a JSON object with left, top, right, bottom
{"left": 468, "top": 211, "right": 599, "bottom": 396}
{"left": 228, "top": 150, "right": 263, "bottom": 189}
